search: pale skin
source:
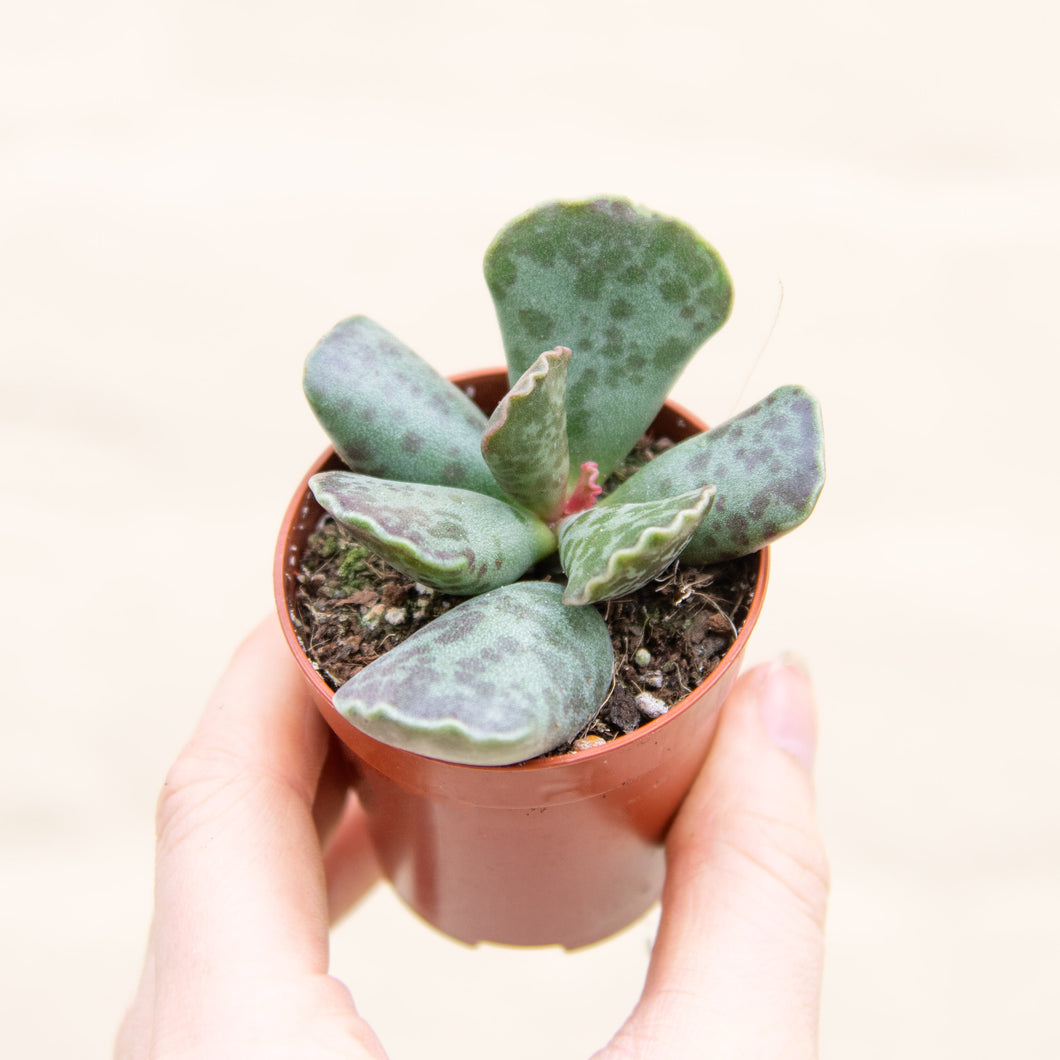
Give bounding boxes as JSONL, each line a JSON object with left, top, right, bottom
{"left": 117, "top": 616, "right": 829, "bottom": 1059}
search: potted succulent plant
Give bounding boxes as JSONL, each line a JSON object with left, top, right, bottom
{"left": 275, "top": 197, "right": 825, "bottom": 947}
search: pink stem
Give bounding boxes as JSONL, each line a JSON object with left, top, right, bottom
{"left": 562, "top": 462, "right": 602, "bottom": 516}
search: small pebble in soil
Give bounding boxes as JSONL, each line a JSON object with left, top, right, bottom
{"left": 384, "top": 607, "right": 408, "bottom": 626}
{"left": 635, "top": 692, "right": 668, "bottom": 719}
{"left": 633, "top": 648, "right": 652, "bottom": 669}
{"left": 572, "top": 735, "right": 607, "bottom": 752}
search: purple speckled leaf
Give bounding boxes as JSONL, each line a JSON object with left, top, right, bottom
{"left": 303, "top": 316, "right": 504, "bottom": 498}
{"left": 333, "top": 581, "right": 614, "bottom": 765}
{"left": 604, "top": 385, "right": 826, "bottom": 563}
{"left": 310, "top": 471, "right": 555, "bottom": 595}
{"left": 484, "top": 198, "right": 732, "bottom": 479}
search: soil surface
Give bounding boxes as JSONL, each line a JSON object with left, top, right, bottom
{"left": 289, "top": 437, "right": 759, "bottom": 756}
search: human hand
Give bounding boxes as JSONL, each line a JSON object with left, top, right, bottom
{"left": 116, "top": 616, "right": 387, "bottom": 1058}
{"left": 117, "top": 618, "right": 828, "bottom": 1059}
{"left": 594, "top": 656, "right": 829, "bottom": 1059}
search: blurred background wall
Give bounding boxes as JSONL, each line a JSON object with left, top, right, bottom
{"left": 2, "top": 2, "right": 1057, "bottom": 1056}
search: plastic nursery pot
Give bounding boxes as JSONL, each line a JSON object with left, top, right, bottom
{"left": 275, "top": 369, "right": 770, "bottom": 949}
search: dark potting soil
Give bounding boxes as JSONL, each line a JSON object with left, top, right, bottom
{"left": 289, "top": 438, "right": 759, "bottom": 756}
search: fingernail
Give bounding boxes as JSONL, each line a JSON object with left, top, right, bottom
{"left": 759, "top": 655, "right": 817, "bottom": 769}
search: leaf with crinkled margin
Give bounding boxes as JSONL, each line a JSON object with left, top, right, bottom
{"left": 303, "top": 316, "right": 505, "bottom": 498}
{"left": 481, "top": 346, "right": 571, "bottom": 520}
{"left": 603, "top": 385, "right": 826, "bottom": 564}
{"left": 333, "top": 581, "right": 614, "bottom": 765}
{"left": 484, "top": 197, "right": 732, "bottom": 479}
{"left": 310, "top": 472, "right": 555, "bottom": 595}
{"left": 558, "top": 488, "right": 715, "bottom": 605}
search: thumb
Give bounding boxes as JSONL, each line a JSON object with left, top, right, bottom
{"left": 601, "top": 660, "right": 830, "bottom": 1059}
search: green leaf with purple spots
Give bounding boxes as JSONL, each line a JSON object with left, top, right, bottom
{"left": 603, "top": 385, "right": 826, "bottom": 563}
{"left": 558, "top": 487, "right": 716, "bottom": 605}
{"left": 481, "top": 346, "right": 572, "bottom": 520}
{"left": 484, "top": 197, "right": 732, "bottom": 479}
{"left": 303, "top": 315, "right": 505, "bottom": 498}
{"left": 333, "top": 581, "right": 614, "bottom": 765}
{"left": 310, "top": 471, "right": 555, "bottom": 595}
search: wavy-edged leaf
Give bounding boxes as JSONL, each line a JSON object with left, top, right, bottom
{"left": 333, "top": 581, "right": 614, "bottom": 765}
{"left": 303, "top": 316, "right": 504, "bottom": 498}
{"left": 604, "top": 385, "right": 826, "bottom": 563}
{"left": 481, "top": 346, "right": 571, "bottom": 520}
{"left": 558, "top": 488, "right": 715, "bottom": 605}
{"left": 484, "top": 197, "right": 732, "bottom": 478}
{"left": 310, "top": 471, "right": 555, "bottom": 595}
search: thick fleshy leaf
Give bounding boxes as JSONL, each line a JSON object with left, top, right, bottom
{"left": 333, "top": 581, "right": 614, "bottom": 765}
{"left": 310, "top": 471, "right": 555, "bottom": 595}
{"left": 481, "top": 346, "right": 571, "bottom": 520}
{"left": 604, "top": 386, "right": 826, "bottom": 563}
{"left": 484, "top": 197, "right": 732, "bottom": 478}
{"left": 303, "top": 316, "right": 504, "bottom": 498}
{"left": 558, "top": 488, "right": 715, "bottom": 605}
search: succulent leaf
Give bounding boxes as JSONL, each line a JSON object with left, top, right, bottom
{"left": 303, "top": 316, "right": 504, "bottom": 498}
{"left": 604, "top": 385, "right": 826, "bottom": 563}
{"left": 481, "top": 347, "right": 572, "bottom": 520}
{"left": 333, "top": 581, "right": 614, "bottom": 765}
{"left": 310, "top": 471, "right": 555, "bottom": 595}
{"left": 484, "top": 197, "right": 733, "bottom": 479}
{"left": 558, "top": 487, "right": 716, "bottom": 605}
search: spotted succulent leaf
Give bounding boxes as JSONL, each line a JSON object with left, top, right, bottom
{"left": 481, "top": 346, "right": 572, "bottom": 520}
{"left": 484, "top": 197, "right": 732, "bottom": 479}
{"left": 309, "top": 471, "right": 555, "bottom": 595}
{"left": 558, "top": 487, "right": 716, "bottom": 605}
{"left": 604, "top": 385, "right": 826, "bottom": 563}
{"left": 333, "top": 581, "right": 614, "bottom": 765}
{"left": 303, "top": 316, "right": 505, "bottom": 498}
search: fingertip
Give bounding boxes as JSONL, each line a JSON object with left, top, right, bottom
{"left": 756, "top": 655, "right": 818, "bottom": 770}
{"left": 673, "top": 656, "right": 819, "bottom": 832}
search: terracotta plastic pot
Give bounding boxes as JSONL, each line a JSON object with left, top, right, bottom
{"left": 275, "top": 369, "right": 769, "bottom": 949}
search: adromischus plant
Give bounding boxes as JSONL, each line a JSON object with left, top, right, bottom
{"left": 301, "top": 198, "right": 825, "bottom": 766}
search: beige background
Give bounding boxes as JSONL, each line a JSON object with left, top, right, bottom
{"left": 3, "top": 2, "right": 1058, "bottom": 1057}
